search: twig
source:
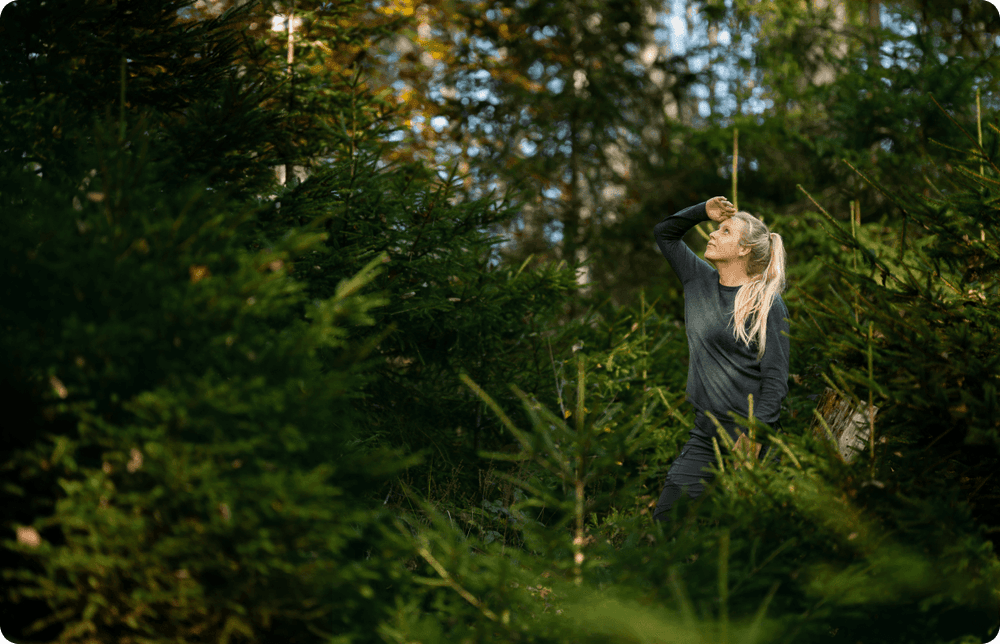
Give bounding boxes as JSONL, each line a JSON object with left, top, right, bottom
{"left": 416, "top": 540, "right": 499, "bottom": 622}
{"left": 970, "top": 473, "right": 994, "bottom": 498}
{"left": 547, "top": 337, "right": 567, "bottom": 419}
{"left": 929, "top": 93, "right": 1000, "bottom": 176}
{"left": 798, "top": 182, "right": 906, "bottom": 288}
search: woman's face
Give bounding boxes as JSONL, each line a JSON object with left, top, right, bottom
{"left": 705, "top": 218, "right": 748, "bottom": 263}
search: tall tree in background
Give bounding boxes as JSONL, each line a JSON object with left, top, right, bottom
{"left": 424, "top": 0, "right": 671, "bottom": 304}
{"left": 172, "top": 0, "right": 436, "bottom": 194}
{"left": 0, "top": 0, "right": 290, "bottom": 203}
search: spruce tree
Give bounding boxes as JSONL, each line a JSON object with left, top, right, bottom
{"left": 0, "top": 0, "right": 596, "bottom": 640}
{"left": 0, "top": 0, "right": 407, "bottom": 641}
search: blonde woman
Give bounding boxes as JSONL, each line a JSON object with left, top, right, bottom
{"left": 651, "top": 196, "right": 790, "bottom": 524}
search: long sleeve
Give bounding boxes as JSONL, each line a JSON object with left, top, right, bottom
{"left": 653, "top": 202, "right": 717, "bottom": 287}
{"left": 753, "top": 298, "right": 791, "bottom": 425}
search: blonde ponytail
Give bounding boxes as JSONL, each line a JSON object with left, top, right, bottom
{"left": 728, "top": 213, "right": 787, "bottom": 361}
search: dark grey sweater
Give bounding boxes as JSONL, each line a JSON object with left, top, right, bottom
{"left": 653, "top": 201, "right": 790, "bottom": 429}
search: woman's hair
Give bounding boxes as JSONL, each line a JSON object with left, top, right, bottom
{"left": 728, "top": 211, "right": 787, "bottom": 362}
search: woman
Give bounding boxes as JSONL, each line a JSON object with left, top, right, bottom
{"left": 651, "top": 196, "right": 790, "bottom": 524}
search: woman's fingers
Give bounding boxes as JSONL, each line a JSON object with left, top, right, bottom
{"left": 708, "top": 196, "right": 736, "bottom": 221}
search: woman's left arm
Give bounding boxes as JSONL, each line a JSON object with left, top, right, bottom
{"left": 755, "top": 300, "right": 791, "bottom": 425}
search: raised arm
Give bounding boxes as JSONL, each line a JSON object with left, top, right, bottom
{"left": 652, "top": 201, "right": 717, "bottom": 286}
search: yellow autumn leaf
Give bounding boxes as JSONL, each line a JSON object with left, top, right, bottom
{"left": 425, "top": 41, "right": 449, "bottom": 61}
{"left": 375, "top": 2, "right": 411, "bottom": 16}
{"left": 189, "top": 265, "right": 210, "bottom": 283}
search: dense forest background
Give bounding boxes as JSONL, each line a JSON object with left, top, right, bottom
{"left": 1, "top": 0, "right": 999, "bottom": 642}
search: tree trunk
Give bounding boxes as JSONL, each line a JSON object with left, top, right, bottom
{"left": 810, "top": 387, "right": 880, "bottom": 463}
{"left": 284, "top": 0, "right": 296, "bottom": 187}
{"left": 867, "top": 0, "right": 881, "bottom": 68}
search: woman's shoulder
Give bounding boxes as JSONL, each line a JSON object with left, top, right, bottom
{"left": 769, "top": 292, "right": 790, "bottom": 320}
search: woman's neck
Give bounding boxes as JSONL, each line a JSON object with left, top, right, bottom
{"left": 716, "top": 263, "right": 752, "bottom": 287}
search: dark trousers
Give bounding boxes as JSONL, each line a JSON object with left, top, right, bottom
{"left": 652, "top": 410, "right": 782, "bottom": 523}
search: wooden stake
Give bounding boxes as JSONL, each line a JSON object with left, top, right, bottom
{"left": 119, "top": 55, "right": 127, "bottom": 145}
{"left": 978, "top": 88, "right": 984, "bottom": 177}
{"left": 868, "top": 322, "right": 876, "bottom": 478}
{"left": 732, "top": 128, "right": 739, "bottom": 210}
{"left": 851, "top": 201, "right": 858, "bottom": 324}
{"left": 977, "top": 88, "right": 986, "bottom": 242}
{"left": 850, "top": 201, "right": 857, "bottom": 272}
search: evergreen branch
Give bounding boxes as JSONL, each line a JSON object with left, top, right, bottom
{"left": 513, "top": 389, "right": 579, "bottom": 480}
{"left": 796, "top": 184, "right": 840, "bottom": 229}
{"left": 621, "top": 397, "right": 658, "bottom": 450}
{"left": 745, "top": 580, "right": 782, "bottom": 644}
{"left": 936, "top": 273, "right": 963, "bottom": 295}
{"left": 970, "top": 472, "right": 994, "bottom": 498}
{"left": 712, "top": 436, "right": 725, "bottom": 474}
{"left": 546, "top": 336, "right": 568, "bottom": 419}
{"left": 459, "top": 372, "right": 533, "bottom": 455}
{"left": 828, "top": 364, "right": 887, "bottom": 405}
{"left": 929, "top": 94, "right": 1000, "bottom": 177}
{"left": 801, "top": 180, "right": 905, "bottom": 289}
{"left": 667, "top": 567, "right": 698, "bottom": 634}
{"left": 795, "top": 260, "right": 827, "bottom": 290}
{"left": 923, "top": 172, "right": 947, "bottom": 199}
{"left": 706, "top": 412, "right": 737, "bottom": 454}
{"left": 492, "top": 471, "right": 553, "bottom": 503}
{"left": 927, "top": 137, "right": 979, "bottom": 157}
{"left": 414, "top": 535, "right": 500, "bottom": 622}
{"left": 575, "top": 353, "right": 586, "bottom": 436}
{"left": 719, "top": 529, "right": 730, "bottom": 644}
{"left": 956, "top": 164, "right": 1000, "bottom": 187}
{"left": 840, "top": 159, "right": 915, "bottom": 218}
{"left": 918, "top": 425, "right": 956, "bottom": 456}
{"left": 729, "top": 539, "right": 797, "bottom": 596}
{"left": 821, "top": 371, "right": 858, "bottom": 413}
{"left": 767, "top": 436, "right": 803, "bottom": 470}
{"left": 477, "top": 450, "right": 530, "bottom": 462}
{"left": 655, "top": 387, "right": 693, "bottom": 428}
{"left": 916, "top": 449, "right": 963, "bottom": 481}
{"left": 796, "top": 280, "right": 846, "bottom": 317}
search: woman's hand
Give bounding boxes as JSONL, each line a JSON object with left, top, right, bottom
{"left": 706, "top": 196, "right": 737, "bottom": 223}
